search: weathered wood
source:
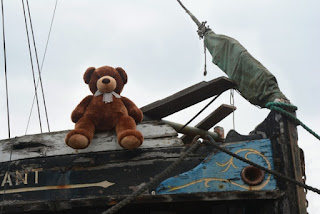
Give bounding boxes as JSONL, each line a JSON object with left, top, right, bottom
{"left": 0, "top": 144, "right": 215, "bottom": 213}
{"left": 141, "top": 77, "right": 236, "bottom": 119}
{"left": 0, "top": 121, "right": 183, "bottom": 163}
{"left": 287, "top": 114, "right": 307, "bottom": 214}
{"left": 194, "top": 104, "right": 236, "bottom": 130}
{"left": 157, "top": 139, "right": 277, "bottom": 194}
{"left": 181, "top": 104, "right": 236, "bottom": 143}
{"left": 250, "top": 111, "right": 307, "bottom": 214}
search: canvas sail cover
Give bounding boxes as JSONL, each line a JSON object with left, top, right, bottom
{"left": 204, "top": 30, "right": 288, "bottom": 107}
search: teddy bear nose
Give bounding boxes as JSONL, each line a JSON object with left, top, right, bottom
{"left": 102, "top": 79, "right": 110, "bottom": 84}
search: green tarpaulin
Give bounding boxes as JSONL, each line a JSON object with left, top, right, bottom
{"left": 204, "top": 30, "right": 288, "bottom": 107}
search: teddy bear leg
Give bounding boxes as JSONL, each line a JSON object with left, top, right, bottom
{"left": 116, "top": 116, "right": 143, "bottom": 150}
{"left": 65, "top": 117, "right": 95, "bottom": 149}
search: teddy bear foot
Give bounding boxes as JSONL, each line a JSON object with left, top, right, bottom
{"left": 120, "top": 135, "right": 142, "bottom": 150}
{"left": 66, "top": 134, "right": 90, "bottom": 149}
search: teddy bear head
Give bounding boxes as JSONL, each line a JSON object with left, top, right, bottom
{"left": 83, "top": 66, "right": 128, "bottom": 94}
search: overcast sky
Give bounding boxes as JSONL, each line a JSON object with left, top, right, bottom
{"left": 0, "top": 0, "right": 319, "bottom": 212}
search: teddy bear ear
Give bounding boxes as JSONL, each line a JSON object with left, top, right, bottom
{"left": 83, "top": 67, "right": 96, "bottom": 84}
{"left": 115, "top": 67, "right": 127, "bottom": 84}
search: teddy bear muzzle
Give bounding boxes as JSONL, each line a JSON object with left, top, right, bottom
{"left": 97, "top": 76, "right": 117, "bottom": 93}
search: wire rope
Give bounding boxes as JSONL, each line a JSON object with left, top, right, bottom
{"left": 25, "top": 0, "right": 50, "bottom": 132}
{"left": 1, "top": 0, "right": 10, "bottom": 138}
{"left": 25, "top": 0, "right": 57, "bottom": 134}
{"left": 21, "top": 0, "right": 43, "bottom": 133}
{"left": 178, "top": 93, "right": 222, "bottom": 132}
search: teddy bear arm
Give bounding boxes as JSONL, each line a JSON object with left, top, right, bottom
{"left": 71, "top": 95, "right": 93, "bottom": 123}
{"left": 121, "top": 97, "right": 143, "bottom": 123}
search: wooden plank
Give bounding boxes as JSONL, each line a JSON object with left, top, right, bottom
{"left": 141, "top": 77, "right": 236, "bottom": 119}
{"left": 181, "top": 104, "right": 236, "bottom": 143}
{"left": 193, "top": 104, "right": 236, "bottom": 130}
{"left": 0, "top": 121, "right": 183, "bottom": 163}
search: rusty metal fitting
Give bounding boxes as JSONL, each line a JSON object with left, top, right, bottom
{"left": 241, "top": 165, "right": 265, "bottom": 186}
{"left": 214, "top": 126, "right": 224, "bottom": 140}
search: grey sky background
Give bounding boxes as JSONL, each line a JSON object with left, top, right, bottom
{"left": 0, "top": 0, "right": 319, "bottom": 212}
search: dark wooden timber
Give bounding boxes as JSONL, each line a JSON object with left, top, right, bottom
{"left": 141, "top": 77, "right": 236, "bottom": 119}
{"left": 287, "top": 113, "right": 307, "bottom": 213}
{"left": 181, "top": 104, "right": 236, "bottom": 143}
{"left": 250, "top": 111, "right": 307, "bottom": 214}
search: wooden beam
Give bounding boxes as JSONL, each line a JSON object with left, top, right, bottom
{"left": 141, "top": 77, "right": 236, "bottom": 119}
{"left": 287, "top": 114, "right": 308, "bottom": 214}
{"left": 0, "top": 121, "right": 183, "bottom": 163}
{"left": 181, "top": 104, "right": 236, "bottom": 143}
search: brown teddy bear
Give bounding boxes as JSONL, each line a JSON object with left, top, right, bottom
{"left": 65, "top": 65, "right": 144, "bottom": 150}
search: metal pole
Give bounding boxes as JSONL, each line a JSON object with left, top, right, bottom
{"left": 162, "top": 120, "right": 219, "bottom": 141}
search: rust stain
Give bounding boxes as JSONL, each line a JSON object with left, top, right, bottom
{"left": 108, "top": 200, "right": 118, "bottom": 205}
{"left": 56, "top": 185, "right": 70, "bottom": 189}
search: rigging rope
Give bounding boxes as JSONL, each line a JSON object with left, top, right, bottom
{"left": 25, "top": 0, "right": 58, "bottom": 135}
{"left": 203, "top": 40, "right": 207, "bottom": 76}
{"left": 266, "top": 102, "right": 320, "bottom": 141}
{"left": 25, "top": 0, "right": 57, "bottom": 135}
{"left": 25, "top": 0, "right": 50, "bottom": 132}
{"left": 1, "top": 0, "right": 10, "bottom": 138}
{"left": 178, "top": 93, "right": 222, "bottom": 132}
{"left": 21, "top": 0, "right": 43, "bottom": 133}
{"left": 0, "top": 4, "right": 13, "bottom": 212}
{"left": 176, "top": 0, "right": 209, "bottom": 77}
{"left": 176, "top": 0, "right": 201, "bottom": 27}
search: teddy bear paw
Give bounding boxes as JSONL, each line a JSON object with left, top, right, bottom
{"left": 67, "top": 134, "right": 90, "bottom": 149}
{"left": 120, "top": 135, "right": 142, "bottom": 150}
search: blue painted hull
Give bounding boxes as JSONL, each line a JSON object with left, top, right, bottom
{"left": 156, "top": 139, "right": 277, "bottom": 194}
